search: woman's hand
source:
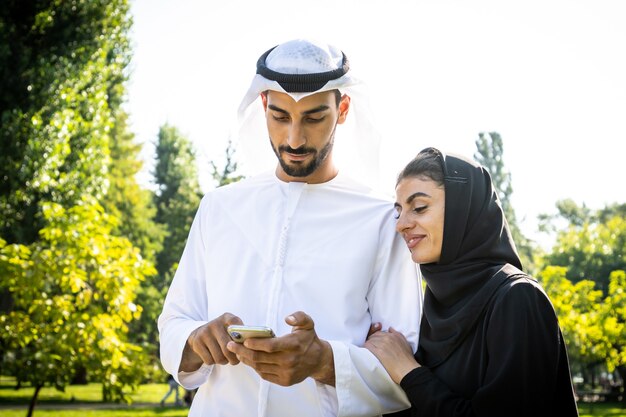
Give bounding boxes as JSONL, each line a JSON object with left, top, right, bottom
{"left": 365, "top": 327, "right": 420, "bottom": 384}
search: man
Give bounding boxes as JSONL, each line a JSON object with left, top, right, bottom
{"left": 158, "top": 39, "right": 422, "bottom": 417}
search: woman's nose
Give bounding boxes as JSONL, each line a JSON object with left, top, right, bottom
{"left": 395, "top": 212, "right": 411, "bottom": 234}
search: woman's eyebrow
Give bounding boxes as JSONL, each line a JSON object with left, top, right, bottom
{"left": 395, "top": 192, "right": 431, "bottom": 210}
{"left": 405, "top": 191, "right": 431, "bottom": 205}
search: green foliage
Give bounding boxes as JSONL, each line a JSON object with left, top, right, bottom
{"left": 538, "top": 198, "right": 592, "bottom": 232}
{"left": 541, "top": 206, "right": 626, "bottom": 292}
{"left": 153, "top": 124, "right": 202, "bottom": 286}
{"left": 539, "top": 200, "right": 626, "bottom": 401}
{"left": 538, "top": 200, "right": 626, "bottom": 234}
{"left": 474, "top": 132, "right": 513, "bottom": 216}
{"left": 0, "top": 0, "right": 248, "bottom": 407}
{"left": 596, "top": 203, "right": 626, "bottom": 224}
{"left": 540, "top": 267, "right": 626, "bottom": 388}
{"left": 474, "top": 132, "right": 535, "bottom": 271}
{"left": 539, "top": 266, "right": 606, "bottom": 368}
{"left": 604, "top": 270, "right": 626, "bottom": 372}
{"left": 209, "top": 139, "right": 244, "bottom": 187}
{"left": 127, "top": 284, "right": 168, "bottom": 357}
{"left": 554, "top": 199, "right": 592, "bottom": 227}
{"left": 0, "top": 198, "right": 154, "bottom": 403}
{"left": 0, "top": 1, "right": 154, "bottom": 410}
{"left": 102, "top": 110, "right": 165, "bottom": 264}
{"left": 0, "top": 0, "right": 132, "bottom": 245}
{"left": 100, "top": 111, "right": 165, "bottom": 374}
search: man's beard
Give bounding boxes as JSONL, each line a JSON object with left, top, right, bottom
{"left": 272, "top": 137, "right": 334, "bottom": 178}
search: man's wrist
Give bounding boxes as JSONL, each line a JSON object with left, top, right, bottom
{"left": 311, "top": 340, "right": 335, "bottom": 386}
{"left": 179, "top": 338, "right": 203, "bottom": 373}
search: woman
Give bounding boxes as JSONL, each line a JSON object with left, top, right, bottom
{"left": 365, "top": 147, "right": 578, "bottom": 416}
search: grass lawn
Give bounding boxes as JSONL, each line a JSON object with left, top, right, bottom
{"left": 0, "top": 379, "right": 165, "bottom": 404}
{"left": 0, "top": 376, "right": 189, "bottom": 417}
{"left": 2, "top": 376, "right": 625, "bottom": 417}
{"left": 578, "top": 402, "right": 626, "bottom": 417}
{"left": 0, "top": 410, "right": 188, "bottom": 417}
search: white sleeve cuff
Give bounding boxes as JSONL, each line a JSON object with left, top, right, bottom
{"left": 178, "top": 363, "right": 213, "bottom": 389}
{"left": 328, "top": 340, "right": 410, "bottom": 417}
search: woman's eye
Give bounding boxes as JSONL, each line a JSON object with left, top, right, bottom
{"left": 413, "top": 206, "right": 427, "bottom": 214}
{"left": 272, "top": 115, "right": 290, "bottom": 122}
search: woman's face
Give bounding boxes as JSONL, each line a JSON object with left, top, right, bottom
{"left": 394, "top": 176, "right": 445, "bottom": 264}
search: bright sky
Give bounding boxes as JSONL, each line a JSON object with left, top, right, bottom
{"left": 126, "top": 0, "right": 625, "bottom": 249}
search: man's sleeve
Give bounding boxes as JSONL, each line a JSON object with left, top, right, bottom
{"left": 157, "top": 195, "right": 212, "bottom": 389}
{"left": 332, "top": 219, "right": 423, "bottom": 416}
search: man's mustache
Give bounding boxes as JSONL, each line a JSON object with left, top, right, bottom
{"left": 278, "top": 146, "right": 316, "bottom": 155}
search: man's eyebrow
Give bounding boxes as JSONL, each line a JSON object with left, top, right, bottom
{"left": 268, "top": 104, "right": 288, "bottom": 114}
{"left": 302, "top": 105, "right": 330, "bottom": 115}
{"left": 267, "top": 104, "right": 331, "bottom": 116}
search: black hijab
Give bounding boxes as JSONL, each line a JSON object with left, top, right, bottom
{"left": 415, "top": 148, "right": 524, "bottom": 367}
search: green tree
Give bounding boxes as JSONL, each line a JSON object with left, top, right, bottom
{"left": 0, "top": 0, "right": 145, "bottom": 397}
{"left": 102, "top": 110, "right": 165, "bottom": 264}
{"left": 539, "top": 200, "right": 625, "bottom": 233}
{"left": 540, "top": 267, "right": 626, "bottom": 403}
{"left": 154, "top": 124, "right": 202, "bottom": 287}
{"left": 541, "top": 203, "right": 626, "bottom": 292}
{"left": 539, "top": 202, "right": 626, "bottom": 399}
{"left": 209, "top": 139, "right": 244, "bottom": 187}
{"left": 101, "top": 110, "right": 166, "bottom": 369}
{"left": 539, "top": 266, "right": 605, "bottom": 377}
{"left": 0, "top": 198, "right": 154, "bottom": 417}
{"left": 538, "top": 198, "right": 592, "bottom": 233}
{"left": 596, "top": 203, "right": 626, "bottom": 224}
{"left": 474, "top": 132, "right": 513, "bottom": 218}
{"left": 603, "top": 270, "right": 626, "bottom": 405}
{"left": 474, "top": 132, "right": 535, "bottom": 270}
{"left": 0, "top": 0, "right": 132, "bottom": 244}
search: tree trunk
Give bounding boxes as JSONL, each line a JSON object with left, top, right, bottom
{"left": 102, "top": 383, "right": 110, "bottom": 402}
{"left": 616, "top": 365, "right": 626, "bottom": 407}
{"left": 26, "top": 384, "right": 43, "bottom": 417}
{"left": 71, "top": 366, "right": 88, "bottom": 385}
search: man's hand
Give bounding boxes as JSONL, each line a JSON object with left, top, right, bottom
{"left": 227, "top": 311, "right": 335, "bottom": 387}
{"left": 179, "top": 312, "right": 243, "bottom": 372}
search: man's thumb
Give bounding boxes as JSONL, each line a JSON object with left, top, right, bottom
{"left": 286, "top": 311, "right": 314, "bottom": 331}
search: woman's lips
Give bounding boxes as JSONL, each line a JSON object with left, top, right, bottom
{"left": 405, "top": 235, "right": 424, "bottom": 250}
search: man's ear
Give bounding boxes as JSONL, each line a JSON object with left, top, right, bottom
{"left": 261, "top": 91, "right": 268, "bottom": 111}
{"left": 337, "top": 94, "right": 351, "bottom": 124}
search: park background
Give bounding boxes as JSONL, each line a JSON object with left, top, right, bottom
{"left": 0, "top": 1, "right": 625, "bottom": 416}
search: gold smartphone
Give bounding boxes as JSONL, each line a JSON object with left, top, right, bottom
{"left": 227, "top": 325, "right": 275, "bottom": 343}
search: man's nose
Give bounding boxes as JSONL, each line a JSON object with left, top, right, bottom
{"left": 287, "top": 122, "right": 306, "bottom": 149}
